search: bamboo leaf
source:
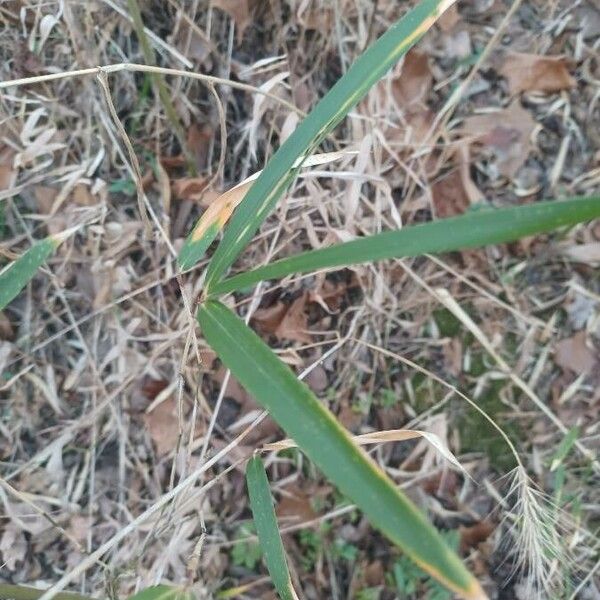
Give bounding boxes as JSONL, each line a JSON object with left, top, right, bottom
{"left": 198, "top": 300, "right": 486, "bottom": 600}
{"left": 0, "top": 227, "right": 77, "bottom": 311}
{"left": 178, "top": 151, "right": 356, "bottom": 270}
{"left": 202, "top": 0, "right": 456, "bottom": 288}
{"left": 209, "top": 196, "right": 600, "bottom": 296}
{"left": 246, "top": 455, "right": 299, "bottom": 600}
{"left": 126, "top": 585, "right": 195, "bottom": 600}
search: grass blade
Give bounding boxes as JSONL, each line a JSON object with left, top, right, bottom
{"left": 0, "top": 227, "right": 76, "bottom": 311}
{"left": 246, "top": 455, "right": 299, "bottom": 600}
{"left": 126, "top": 585, "right": 195, "bottom": 600}
{"left": 178, "top": 151, "right": 353, "bottom": 270}
{"left": 198, "top": 300, "right": 486, "bottom": 600}
{"left": 209, "top": 196, "right": 600, "bottom": 295}
{"left": 0, "top": 584, "right": 93, "bottom": 600}
{"left": 201, "top": 0, "right": 455, "bottom": 288}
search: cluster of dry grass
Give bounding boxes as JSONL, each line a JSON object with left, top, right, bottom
{"left": 1, "top": 1, "right": 599, "bottom": 599}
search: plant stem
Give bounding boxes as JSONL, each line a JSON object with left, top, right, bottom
{"left": 0, "top": 584, "right": 95, "bottom": 600}
{"left": 126, "top": 0, "right": 197, "bottom": 175}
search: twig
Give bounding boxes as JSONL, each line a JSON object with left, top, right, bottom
{"left": 0, "top": 63, "right": 304, "bottom": 117}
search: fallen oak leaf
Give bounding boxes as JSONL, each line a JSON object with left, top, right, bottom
{"left": 461, "top": 100, "right": 536, "bottom": 178}
{"left": 499, "top": 52, "right": 576, "bottom": 95}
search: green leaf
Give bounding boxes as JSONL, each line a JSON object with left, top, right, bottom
{"left": 0, "top": 228, "right": 76, "bottom": 311}
{"left": 246, "top": 455, "right": 299, "bottom": 600}
{"left": 550, "top": 426, "right": 580, "bottom": 472}
{"left": 178, "top": 151, "right": 356, "bottom": 271}
{"left": 0, "top": 583, "right": 94, "bottom": 600}
{"left": 209, "top": 196, "right": 600, "bottom": 296}
{"left": 198, "top": 300, "right": 485, "bottom": 600}
{"left": 201, "top": 0, "right": 455, "bottom": 288}
{"left": 126, "top": 585, "right": 195, "bottom": 600}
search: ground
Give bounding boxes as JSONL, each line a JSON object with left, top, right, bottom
{"left": 0, "top": 1, "right": 599, "bottom": 599}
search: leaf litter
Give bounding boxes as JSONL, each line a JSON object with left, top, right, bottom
{"left": 1, "top": 1, "right": 599, "bottom": 599}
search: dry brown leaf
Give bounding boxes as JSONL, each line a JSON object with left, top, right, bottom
{"left": 276, "top": 485, "right": 317, "bottom": 523}
{"left": 274, "top": 293, "right": 312, "bottom": 344}
{"left": 187, "top": 122, "right": 212, "bottom": 170}
{"left": 297, "top": 5, "right": 334, "bottom": 32}
{"left": 364, "top": 561, "right": 385, "bottom": 586}
{"left": 0, "top": 313, "right": 14, "bottom": 340}
{"left": 72, "top": 183, "right": 95, "bottom": 206}
{"left": 462, "top": 101, "right": 536, "bottom": 178}
{"left": 212, "top": 0, "right": 251, "bottom": 42}
{"left": 172, "top": 177, "right": 210, "bottom": 204}
{"left": 253, "top": 293, "right": 312, "bottom": 344}
{"left": 305, "top": 365, "right": 328, "bottom": 393}
{"left": 0, "top": 146, "right": 16, "bottom": 191}
{"left": 459, "top": 521, "right": 495, "bottom": 553}
{"left": 143, "top": 396, "right": 181, "bottom": 457}
{"left": 554, "top": 331, "right": 598, "bottom": 375}
{"left": 160, "top": 155, "right": 188, "bottom": 170}
{"left": 187, "top": 151, "right": 353, "bottom": 246}
{"left": 68, "top": 515, "right": 92, "bottom": 545}
{"left": 34, "top": 185, "right": 59, "bottom": 214}
{"left": 499, "top": 53, "right": 576, "bottom": 95}
{"left": 0, "top": 164, "right": 13, "bottom": 191}
{"left": 392, "top": 49, "right": 433, "bottom": 106}
{"left": 431, "top": 169, "right": 471, "bottom": 218}
{"left": 252, "top": 302, "right": 288, "bottom": 335}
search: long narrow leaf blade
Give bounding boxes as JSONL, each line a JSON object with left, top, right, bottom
{"left": 0, "top": 228, "right": 76, "bottom": 310}
{"left": 246, "top": 455, "right": 299, "bottom": 600}
{"left": 178, "top": 151, "right": 354, "bottom": 270}
{"left": 126, "top": 586, "right": 195, "bottom": 600}
{"left": 198, "top": 300, "right": 486, "bottom": 600}
{"left": 210, "top": 196, "right": 600, "bottom": 295}
{"left": 203, "top": 0, "right": 456, "bottom": 288}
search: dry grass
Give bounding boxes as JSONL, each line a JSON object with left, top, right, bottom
{"left": 1, "top": 1, "right": 599, "bottom": 599}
